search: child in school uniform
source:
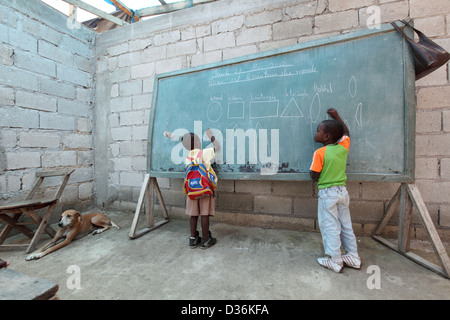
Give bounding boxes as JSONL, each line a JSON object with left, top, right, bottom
{"left": 310, "top": 108, "right": 361, "bottom": 273}
{"left": 182, "top": 129, "right": 220, "bottom": 249}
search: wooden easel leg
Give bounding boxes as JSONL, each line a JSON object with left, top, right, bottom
{"left": 372, "top": 183, "right": 450, "bottom": 279}
{"left": 406, "top": 184, "right": 450, "bottom": 278}
{"left": 129, "top": 174, "right": 170, "bottom": 239}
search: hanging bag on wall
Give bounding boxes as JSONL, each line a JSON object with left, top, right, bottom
{"left": 391, "top": 20, "right": 450, "bottom": 80}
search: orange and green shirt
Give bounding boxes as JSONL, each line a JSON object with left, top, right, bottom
{"left": 310, "top": 135, "right": 350, "bottom": 189}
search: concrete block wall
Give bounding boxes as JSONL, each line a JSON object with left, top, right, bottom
{"left": 94, "top": 0, "right": 450, "bottom": 240}
{"left": 0, "top": 0, "right": 96, "bottom": 214}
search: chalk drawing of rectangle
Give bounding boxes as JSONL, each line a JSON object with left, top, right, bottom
{"left": 228, "top": 102, "right": 245, "bottom": 119}
{"left": 249, "top": 100, "right": 279, "bottom": 119}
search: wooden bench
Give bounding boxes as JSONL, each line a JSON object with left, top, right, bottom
{"left": 0, "top": 169, "right": 74, "bottom": 253}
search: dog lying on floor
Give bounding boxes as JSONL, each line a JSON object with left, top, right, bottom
{"left": 26, "top": 210, "right": 120, "bottom": 261}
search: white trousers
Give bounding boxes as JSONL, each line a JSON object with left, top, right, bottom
{"left": 317, "top": 186, "right": 358, "bottom": 259}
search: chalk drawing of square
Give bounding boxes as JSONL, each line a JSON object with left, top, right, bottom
{"left": 249, "top": 100, "right": 279, "bottom": 119}
{"left": 228, "top": 102, "right": 245, "bottom": 119}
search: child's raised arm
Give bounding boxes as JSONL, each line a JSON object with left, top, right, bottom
{"left": 206, "top": 128, "right": 220, "bottom": 152}
{"left": 327, "top": 108, "right": 349, "bottom": 137}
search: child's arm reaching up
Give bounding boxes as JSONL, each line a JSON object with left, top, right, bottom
{"left": 206, "top": 128, "right": 220, "bottom": 152}
{"left": 327, "top": 108, "right": 349, "bottom": 137}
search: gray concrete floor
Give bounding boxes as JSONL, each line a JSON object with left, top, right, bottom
{"left": 1, "top": 210, "right": 450, "bottom": 300}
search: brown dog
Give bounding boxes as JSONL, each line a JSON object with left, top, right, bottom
{"left": 26, "top": 210, "right": 120, "bottom": 261}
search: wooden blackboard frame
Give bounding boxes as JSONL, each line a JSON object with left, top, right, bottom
{"left": 147, "top": 22, "right": 416, "bottom": 183}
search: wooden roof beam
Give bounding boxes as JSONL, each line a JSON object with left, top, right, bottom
{"left": 109, "top": 0, "right": 140, "bottom": 22}
{"left": 62, "top": 0, "right": 130, "bottom": 27}
{"left": 137, "top": 0, "right": 217, "bottom": 17}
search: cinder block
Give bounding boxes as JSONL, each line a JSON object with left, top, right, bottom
{"left": 6, "top": 151, "right": 40, "bottom": 170}
{"left": 0, "top": 45, "right": 13, "bottom": 66}
{"left": 120, "top": 171, "right": 144, "bottom": 186}
{"left": 417, "top": 86, "right": 450, "bottom": 109}
{"left": 61, "top": 35, "right": 93, "bottom": 58}
{"left": 110, "top": 96, "right": 132, "bottom": 112}
{"left": 216, "top": 193, "right": 253, "bottom": 211}
{"left": 440, "top": 158, "right": 450, "bottom": 180}
{"left": 0, "top": 106, "right": 39, "bottom": 129}
{"left": 141, "top": 46, "right": 167, "bottom": 63}
{"left": 410, "top": 0, "right": 450, "bottom": 18}
{"left": 315, "top": 10, "right": 358, "bottom": 34}
{"left": 245, "top": 10, "right": 281, "bottom": 27}
{"left": 416, "top": 134, "right": 450, "bottom": 156}
{"left": 235, "top": 180, "right": 271, "bottom": 194}
{"left": 131, "top": 62, "right": 155, "bottom": 79}
{"left": 108, "top": 43, "right": 129, "bottom": 56}
{"left": 131, "top": 125, "right": 148, "bottom": 140}
{"left": 120, "top": 111, "right": 144, "bottom": 126}
{"left": 39, "top": 112, "right": 76, "bottom": 131}
{"left": 153, "top": 30, "right": 181, "bottom": 46}
{"left": 236, "top": 25, "right": 271, "bottom": 46}
{"left": 155, "top": 57, "right": 183, "bottom": 74}
{"left": 204, "top": 32, "right": 235, "bottom": 52}
{"left": 62, "top": 134, "right": 92, "bottom": 149}
{"left": 329, "top": 0, "right": 376, "bottom": 12}
{"left": 38, "top": 40, "right": 73, "bottom": 66}
{"left": 0, "top": 130, "right": 17, "bottom": 148}
{"left": 273, "top": 18, "right": 313, "bottom": 40}
{"left": 285, "top": 1, "right": 325, "bottom": 19}
{"left": 0, "top": 64, "right": 39, "bottom": 91}
{"left": 415, "top": 110, "right": 442, "bottom": 133}
{"left": 223, "top": 44, "right": 257, "bottom": 60}
{"left": 416, "top": 181, "right": 450, "bottom": 203}
{"left": 167, "top": 39, "right": 197, "bottom": 58}
{"left": 111, "top": 127, "right": 132, "bottom": 141}
{"left": 254, "top": 195, "right": 292, "bottom": 214}
{"left": 19, "top": 132, "right": 60, "bottom": 148}
{"left": 361, "top": 182, "right": 401, "bottom": 201}
{"left": 42, "top": 151, "right": 77, "bottom": 167}
{"left": 118, "top": 52, "right": 141, "bottom": 68}
{"left": 40, "top": 78, "right": 76, "bottom": 99}
{"left": 415, "top": 157, "right": 439, "bottom": 180}
{"left": 57, "top": 64, "right": 90, "bottom": 87}
{"left": 273, "top": 181, "right": 313, "bottom": 197}
{"left": 0, "top": 86, "right": 14, "bottom": 105}
{"left": 15, "top": 50, "right": 56, "bottom": 77}
{"left": 293, "top": 198, "right": 317, "bottom": 218}
{"left": 212, "top": 15, "right": 244, "bottom": 33}
{"left": 119, "top": 80, "right": 142, "bottom": 96}
{"left": 16, "top": 90, "right": 57, "bottom": 112}
{"left": 79, "top": 182, "right": 93, "bottom": 200}
{"left": 119, "top": 141, "right": 145, "bottom": 156}
{"left": 191, "top": 50, "right": 222, "bottom": 67}
{"left": 58, "top": 98, "right": 91, "bottom": 117}
{"left": 349, "top": 200, "right": 384, "bottom": 223}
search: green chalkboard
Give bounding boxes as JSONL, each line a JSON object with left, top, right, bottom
{"left": 147, "top": 23, "right": 415, "bottom": 182}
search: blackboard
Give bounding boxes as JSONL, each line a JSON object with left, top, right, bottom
{"left": 147, "top": 23, "right": 415, "bottom": 182}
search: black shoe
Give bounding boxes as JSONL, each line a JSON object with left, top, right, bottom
{"left": 189, "top": 231, "right": 201, "bottom": 248}
{"left": 200, "top": 232, "right": 216, "bottom": 249}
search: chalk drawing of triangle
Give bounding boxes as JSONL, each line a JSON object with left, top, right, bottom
{"left": 280, "top": 98, "right": 304, "bottom": 118}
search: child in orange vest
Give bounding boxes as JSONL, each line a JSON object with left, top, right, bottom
{"left": 310, "top": 108, "right": 361, "bottom": 273}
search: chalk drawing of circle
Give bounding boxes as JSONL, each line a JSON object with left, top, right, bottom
{"left": 348, "top": 75, "right": 357, "bottom": 98}
{"left": 207, "top": 101, "right": 222, "bottom": 122}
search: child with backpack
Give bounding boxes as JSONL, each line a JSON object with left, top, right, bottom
{"left": 182, "top": 129, "right": 220, "bottom": 249}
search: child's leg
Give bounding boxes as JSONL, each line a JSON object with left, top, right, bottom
{"left": 201, "top": 215, "right": 209, "bottom": 239}
{"left": 317, "top": 188, "right": 343, "bottom": 262}
{"left": 337, "top": 190, "right": 358, "bottom": 255}
{"left": 190, "top": 216, "right": 199, "bottom": 237}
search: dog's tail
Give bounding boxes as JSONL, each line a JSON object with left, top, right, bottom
{"left": 110, "top": 220, "right": 120, "bottom": 230}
